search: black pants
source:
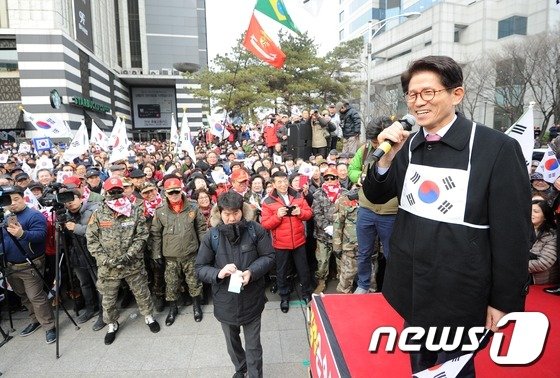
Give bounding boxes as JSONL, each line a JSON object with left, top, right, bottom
{"left": 221, "top": 316, "right": 263, "bottom": 378}
{"left": 73, "top": 266, "right": 101, "bottom": 312}
{"left": 329, "top": 136, "right": 338, "bottom": 151}
{"left": 275, "top": 245, "right": 312, "bottom": 299}
{"left": 312, "top": 147, "right": 327, "bottom": 158}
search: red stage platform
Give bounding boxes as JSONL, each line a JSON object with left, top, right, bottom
{"left": 308, "top": 286, "right": 559, "bottom": 377}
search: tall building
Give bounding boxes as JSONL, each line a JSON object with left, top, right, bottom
{"left": 338, "top": 0, "right": 560, "bottom": 129}
{"left": 0, "top": 0, "right": 208, "bottom": 140}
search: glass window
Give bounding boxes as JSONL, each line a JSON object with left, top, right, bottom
{"left": 498, "top": 16, "right": 527, "bottom": 39}
{"left": 128, "top": 0, "right": 142, "bottom": 68}
{"left": 339, "top": 29, "right": 344, "bottom": 41}
{"left": 0, "top": 49, "right": 17, "bottom": 72}
{"left": 339, "top": 10, "right": 344, "bottom": 23}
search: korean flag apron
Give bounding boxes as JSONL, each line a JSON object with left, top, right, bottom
{"left": 399, "top": 123, "right": 489, "bottom": 229}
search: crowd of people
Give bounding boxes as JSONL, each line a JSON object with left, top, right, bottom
{"left": 1, "top": 55, "right": 558, "bottom": 377}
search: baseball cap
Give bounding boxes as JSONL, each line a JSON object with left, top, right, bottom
{"left": 329, "top": 149, "right": 339, "bottom": 156}
{"left": 339, "top": 153, "right": 349, "bottom": 159}
{"left": 530, "top": 173, "right": 544, "bottom": 181}
{"left": 85, "top": 168, "right": 101, "bottom": 178}
{"left": 129, "top": 169, "right": 146, "bottom": 178}
{"left": 15, "top": 172, "right": 30, "bottom": 182}
{"left": 163, "top": 178, "right": 182, "bottom": 191}
{"left": 140, "top": 182, "right": 157, "bottom": 193}
{"left": 103, "top": 177, "right": 124, "bottom": 191}
{"left": 324, "top": 167, "right": 339, "bottom": 177}
{"left": 109, "top": 164, "right": 125, "bottom": 172}
{"left": 121, "top": 177, "right": 133, "bottom": 187}
{"left": 230, "top": 169, "right": 250, "bottom": 182}
{"left": 328, "top": 103, "right": 336, "bottom": 108}
{"left": 1, "top": 185, "right": 25, "bottom": 195}
{"left": 28, "top": 181, "right": 44, "bottom": 191}
{"left": 63, "top": 176, "right": 82, "bottom": 187}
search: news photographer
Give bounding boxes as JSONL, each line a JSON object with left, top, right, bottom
{"left": 59, "top": 188, "right": 105, "bottom": 331}
{"left": 0, "top": 185, "right": 56, "bottom": 344}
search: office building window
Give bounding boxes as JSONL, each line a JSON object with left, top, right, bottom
{"left": 498, "top": 16, "right": 527, "bottom": 39}
{"left": 128, "top": 0, "right": 142, "bottom": 68}
{"left": 339, "top": 29, "right": 344, "bottom": 41}
{"left": 339, "top": 10, "right": 344, "bottom": 23}
{"left": 115, "top": 0, "right": 122, "bottom": 67}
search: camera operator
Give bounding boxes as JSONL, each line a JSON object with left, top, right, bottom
{"left": 1, "top": 185, "right": 56, "bottom": 344}
{"left": 60, "top": 188, "right": 105, "bottom": 330}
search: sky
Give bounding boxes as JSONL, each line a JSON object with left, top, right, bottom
{"left": 205, "top": 0, "right": 339, "bottom": 63}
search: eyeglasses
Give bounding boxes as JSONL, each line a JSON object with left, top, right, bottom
{"left": 324, "top": 176, "right": 337, "bottom": 181}
{"left": 404, "top": 88, "right": 450, "bottom": 103}
{"left": 166, "top": 190, "right": 181, "bottom": 195}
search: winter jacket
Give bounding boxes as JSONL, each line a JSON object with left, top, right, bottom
{"left": 195, "top": 220, "right": 275, "bottom": 325}
{"left": 67, "top": 201, "right": 99, "bottom": 269}
{"left": 2, "top": 207, "right": 47, "bottom": 263}
{"left": 263, "top": 123, "right": 279, "bottom": 148}
{"left": 261, "top": 188, "right": 313, "bottom": 249}
{"left": 339, "top": 106, "right": 361, "bottom": 138}
{"left": 311, "top": 121, "right": 328, "bottom": 148}
{"left": 86, "top": 203, "right": 148, "bottom": 279}
{"left": 150, "top": 195, "right": 207, "bottom": 259}
{"left": 363, "top": 114, "right": 531, "bottom": 328}
{"left": 348, "top": 143, "right": 398, "bottom": 215}
{"left": 312, "top": 186, "right": 348, "bottom": 242}
{"left": 529, "top": 229, "right": 559, "bottom": 285}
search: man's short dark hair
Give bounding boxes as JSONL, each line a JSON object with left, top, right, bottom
{"left": 271, "top": 171, "right": 288, "bottom": 182}
{"left": 401, "top": 55, "right": 463, "bottom": 94}
{"left": 217, "top": 191, "right": 244, "bottom": 212}
{"left": 366, "top": 116, "right": 394, "bottom": 141}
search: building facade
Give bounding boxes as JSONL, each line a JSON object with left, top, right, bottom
{"left": 338, "top": 0, "right": 560, "bottom": 129}
{"left": 0, "top": 0, "right": 208, "bottom": 140}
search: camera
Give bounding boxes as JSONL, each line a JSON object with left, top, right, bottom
{"left": 39, "top": 182, "right": 75, "bottom": 208}
{"left": 285, "top": 205, "right": 296, "bottom": 216}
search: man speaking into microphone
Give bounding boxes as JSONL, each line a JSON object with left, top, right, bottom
{"left": 362, "top": 55, "right": 531, "bottom": 376}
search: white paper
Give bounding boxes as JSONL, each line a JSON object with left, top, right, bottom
{"left": 228, "top": 270, "right": 243, "bottom": 294}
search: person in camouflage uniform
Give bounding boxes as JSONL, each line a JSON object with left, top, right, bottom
{"left": 150, "top": 178, "right": 207, "bottom": 326}
{"left": 333, "top": 191, "right": 359, "bottom": 293}
{"left": 86, "top": 177, "right": 160, "bottom": 345}
{"left": 312, "top": 167, "right": 348, "bottom": 293}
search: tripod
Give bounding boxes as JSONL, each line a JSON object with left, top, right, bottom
{"left": 4, "top": 221, "right": 79, "bottom": 359}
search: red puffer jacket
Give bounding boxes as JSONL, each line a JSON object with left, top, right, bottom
{"left": 262, "top": 123, "right": 279, "bottom": 148}
{"left": 261, "top": 188, "right": 313, "bottom": 249}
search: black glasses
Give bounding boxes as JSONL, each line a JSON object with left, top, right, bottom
{"left": 166, "top": 190, "right": 181, "bottom": 195}
{"left": 324, "top": 176, "right": 337, "bottom": 181}
{"left": 107, "top": 189, "right": 123, "bottom": 196}
{"left": 404, "top": 88, "right": 450, "bottom": 103}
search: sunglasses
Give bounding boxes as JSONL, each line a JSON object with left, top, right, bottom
{"left": 323, "top": 176, "right": 337, "bottom": 181}
{"left": 107, "top": 189, "right": 124, "bottom": 196}
{"left": 166, "top": 189, "right": 181, "bottom": 195}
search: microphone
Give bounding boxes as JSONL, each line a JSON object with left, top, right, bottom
{"left": 370, "top": 114, "right": 416, "bottom": 162}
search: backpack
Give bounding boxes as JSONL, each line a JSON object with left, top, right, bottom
{"left": 210, "top": 222, "right": 258, "bottom": 251}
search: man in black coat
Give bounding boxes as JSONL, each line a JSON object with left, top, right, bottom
{"left": 336, "top": 100, "right": 362, "bottom": 154}
{"left": 363, "top": 55, "right": 531, "bottom": 376}
{"left": 195, "top": 191, "right": 274, "bottom": 378}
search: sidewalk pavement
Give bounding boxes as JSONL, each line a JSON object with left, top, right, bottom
{"left": 0, "top": 288, "right": 316, "bottom": 377}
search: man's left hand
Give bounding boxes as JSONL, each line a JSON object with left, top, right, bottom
{"left": 485, "top": 305, "right": 506, "bottom": 332}
{"left": 241, "top": 270, "right": 251, "bottom": 286}
{"left": 65, "top": 222, "right": 76, "bottom": 231}
{"left": 6, "top": 222, "right": 24, "bottom": 238}
{"left": 291, "top": 206, "right": 301, "bottom": 216}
